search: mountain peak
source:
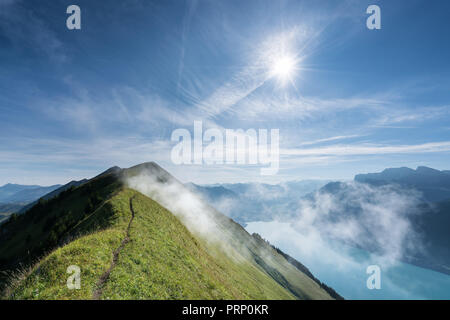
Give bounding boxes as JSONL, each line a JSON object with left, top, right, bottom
{"left": 355, "top": 167, "right": 414, "bottom": 182}
{"left": 101, "top": 166, "right": 122, "bottom": 175}
{"left": 416, "top": 166, "right": 440, "bottom": 173}
{"left": 126, "top": 161, "right": 161, "bottom": 171}
{"left": 353, "top": 165, "right": 450, "bottom": 202}
{"left": 123, "top": 162, "right": 175, "bottom": 184}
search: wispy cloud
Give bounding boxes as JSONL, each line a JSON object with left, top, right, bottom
{"left": 38, "top": 85, "right": 195, "bottom": 133}
{"left": 192, "top": 27, "right": 315, "bottom": 118}
{"left": 372, "top": 105, "right": 450, "bottom": 127}
{"left": 281, "top": 141, "right": 450, "bottom": 157}
{"left": 297, "top": 135, "right": 362, "bottom": 146}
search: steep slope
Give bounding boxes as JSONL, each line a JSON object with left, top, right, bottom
{"left": 0, "top": 162, "right": 336, "bottom": 300}
{"left": 0, "top": 170, "right": 122, "bottom": 289}
{"left": 0, "top": 203, "right": 25, "bottom": 224}
{"left": 18, "top": 179, "right": 89, "bottom": 214}
{"left": 0, "top": 203, "right": 25, "bottom": 214}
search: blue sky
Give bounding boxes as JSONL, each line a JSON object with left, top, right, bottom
{"left": 0, "top": 0, "right": 449, "bottom": 185}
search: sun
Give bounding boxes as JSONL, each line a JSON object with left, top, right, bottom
{"left": 268, "top": 53, "right": 298, "bottom": 86}
{"left": 258, "top": 31, "right": 302, "bottom": 87}
{"left": 271, "top": 55, "right": 295, "bottom": 78}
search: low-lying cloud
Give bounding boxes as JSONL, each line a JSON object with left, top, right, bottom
{"left": 124, "top": 169, "right": 248, "bottom": 261}
{"left": 187, "top": 179, "right": 425, "bottom": 267}
{"left": 292, "top": 181, "right": 424, "bottom": 264}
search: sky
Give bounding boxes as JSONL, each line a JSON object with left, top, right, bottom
{"left": 0, "top": 0, "right": 449, "bottom": 185}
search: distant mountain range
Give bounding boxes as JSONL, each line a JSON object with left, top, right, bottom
{"left": 0, "top": 181, "right": 89, "bottom": 223}
{"left": 0, "top": 183, "right": 61, "bottom": 203}
{"left": 0, "top": 184, "right": 62, "bottom": 223}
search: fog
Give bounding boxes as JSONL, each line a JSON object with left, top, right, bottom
{"left": 125, "top": 169, "right": 248, "bottom": 261}
{"left": 243, "top": 181, "right": 450, "bottom": 299}
{"left": 290, "top": 182, "right": 424, "bottom": 264}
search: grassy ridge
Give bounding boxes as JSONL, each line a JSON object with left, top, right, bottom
{"left": 5, "top": 188, "right": 332, "bottom": 299}
{"left": 1, "top": 163, "right": 336, "bottom": 300}
{"left": 99, "top": 190, "right": 295, "bottom": 299}
{"left": 6, "top": 189, "right": 296, "bottom": 299}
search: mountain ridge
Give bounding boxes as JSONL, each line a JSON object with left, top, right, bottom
{"left": 0, "top": 162, "right": 338, "bottom": 300}
{"left": 355, "top": 166, "right": 450, "bottom": 202}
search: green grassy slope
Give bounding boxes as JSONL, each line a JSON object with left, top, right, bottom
{"left": 1, "top": 163, "right": 335, "bottom": 300}
{"left": 0, "top": 172, "right": 121, "bottom": 273}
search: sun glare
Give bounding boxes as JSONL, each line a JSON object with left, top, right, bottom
{"left": 268, "top": 54, "right": 298, "bottom": 85}
{"left": 259, "top": 31, "right": 302, "bottom": 87}
{"left": 271, "top": 55, "right": 295, "bottom": 77}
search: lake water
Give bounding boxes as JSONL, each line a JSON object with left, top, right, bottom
{"left": 246, "top": 221, "right": 450, "bottom": 300}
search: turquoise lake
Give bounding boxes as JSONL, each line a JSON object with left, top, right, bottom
{"left": 246, "top": 221, "right": 450, "bottom": 300}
